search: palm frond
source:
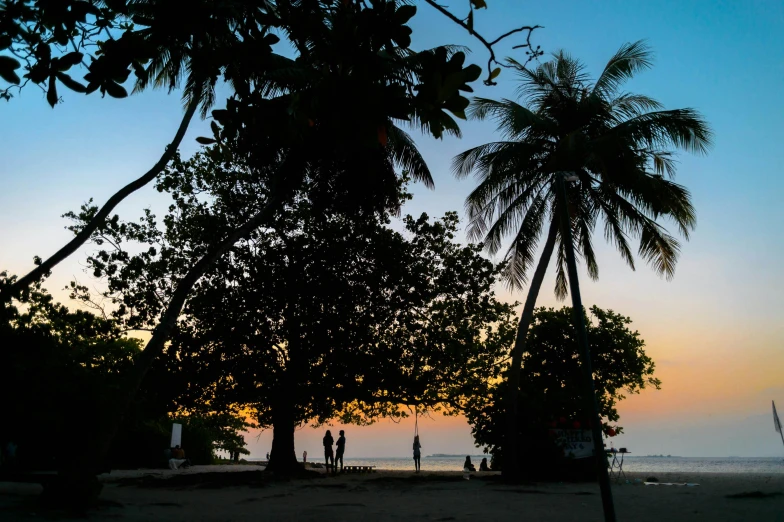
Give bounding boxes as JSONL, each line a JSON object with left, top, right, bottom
{"left": 592, "top": 40, "right": 653, "bottom": 99}
{"left": 598, "top": 188, "right": 682, "bottom": 278}
{"left": 472, "top": 178, "right": 549, "bottom": 251}
{"left": 609, "top": 93, "right": 664, "bottom": 120}
{"left": 553, "top": 237, "right": 568, "bottom": 300}
{"left": 498, "top": 191, "right": 550, "bottom": 290}
{"left": 452, "top": 141, "right": 514, "bottom": 179}
{"left": 468, "top": 97, "right": 556, "bottom": 141}
{"left": 638, "top": 220, "right": 680, "bottom": 279}
{"left": 575, "top": 198, "right": 599, "bottom": 280}
{"left": 387, "top": 125, "right": 434, "bottom": 189}
{"left": 649, "top": 150, "right": 678, "bottom": 178}
{"left": 612, "top": 108, "right": 713, "bottom": 155}
{"left": 587, "top": 185, "right": 636, "bottom": 270}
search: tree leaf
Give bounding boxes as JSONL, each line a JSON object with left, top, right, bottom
{"left": 467, "top": 10, "right": 474, "bottom": 31}
{"left": 56, "top": 72, "right": 88, "bottom": 93}
{"left": 57, "top": 52, "right": 84, "bottom": 70}
{"left": 490, "top": 67, "right": 501, "bottom": 80}
{"left": 104, "top": 81, "right": 128, "bottom": 98}
{"left": 470, "top": 0, "right": 488, "bottom": 9}
{"left": 395, "top": 5, "right": 417, "bottom": 24}
{"left": 0, "top": 55, "right": 21, "bottom": 84}
{"left": 463, "top": 64, "right": 482, "bottom": 83}
{"left": 46, "top": 75, "right": 58, "bottom": 107}
{"left": 212, "top": 109, "right": 229, "bottom": 121}
{"left": 448, "top": 108, "right": 467, "bottom": 120}
{"left": 196, "top": 137, "right": 216, "bottom": 145}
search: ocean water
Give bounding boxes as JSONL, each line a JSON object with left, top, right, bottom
{"left": 251, "top": 456, "right": 784, "bottom": 473}
{"left": 614, "top": 456, "right": 784, "bottom": 474}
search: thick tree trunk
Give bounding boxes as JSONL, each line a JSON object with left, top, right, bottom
{"left": 501, "top": 218, "right": 559, "bottom": 481}
{"left": 48, "top": 191, "right": 285, "bottom": 507}
{"left": 2, "top": 98, "right": 199, "bottom": 303}
{"left": 265, "top": 390, "right": 301, "bottom": 476}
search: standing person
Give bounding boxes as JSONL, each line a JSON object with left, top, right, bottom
{"left": 412, "top": 435, "right": 422, "bottom": 473}
{"left": 303, "top": 450, "right": 307, "bottom": 463}
{"left": 334, "top": 430, "right": 346, "bottom": 474}
{"left": 323, "top": 430, "right": 334, "bottom": 471}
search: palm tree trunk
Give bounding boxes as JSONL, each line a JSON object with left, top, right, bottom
{"left": 3, "top": 98, "right": 200, "bottom": 303}
{"left": 49, "top": 190, "right": 285, "bottom": 508}
{"left": 502, "top": 217, "right": 559, "bottom": 480}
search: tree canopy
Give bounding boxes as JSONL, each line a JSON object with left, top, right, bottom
{"left": 465, "top": 305, "right": 660, "bottom": 472}
{"left": 66, "top": 148, "right": 518, "bottom": 471}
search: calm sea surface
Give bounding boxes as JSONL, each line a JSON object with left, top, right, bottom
{"left": 249, "top": 456, "right": 784, "bottom": 473}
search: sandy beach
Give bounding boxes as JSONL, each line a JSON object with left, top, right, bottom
{"left": 1, "top": 465, "right": 782, "bottom": 521}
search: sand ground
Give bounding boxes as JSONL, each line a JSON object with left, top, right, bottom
{"left": 1, "top": 465, "right": 782, "bottom": 521}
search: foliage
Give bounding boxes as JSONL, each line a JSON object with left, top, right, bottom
{"left": 0, "top": 272, "right": 252, "bottom": 471}
{"left": 0, "top": 0, "right": 540, "bottom": 107}
{"left": 0, "top": 273, "right": 141, "bottom": 471}
{"left": 0, "top": 0, "right": 280, "bottom": 107}
{"left": 454, "top": 41, "right": 713, "bottom": 292}
{"left": 465, "top": 305, "right": 660, "bottom": 471}
{"left": 0, "top": 0, "right": 543, "bottom": 497}
{"left": 171, "top": 413, "right": 254, "bottom": 464}
{"left": 66, "top": 149, "right": 517, "bottom": 430}
{"left": 1, "top": 0, "right": 534, "bottom": 306}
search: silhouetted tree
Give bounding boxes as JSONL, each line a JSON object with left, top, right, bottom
{"left": 70, "top": 150, "right": 516, "bottom": 475}
{"left": 464, "top": 306, "right": 660, "bottom": 475}
{"left": 1, "top": 0, "right": 540, "bottom": 502}
{"left": 452, "top": 41, "right": 711, "bottom": 476}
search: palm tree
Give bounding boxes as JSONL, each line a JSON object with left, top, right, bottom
{"left": 452, "top": 41, "right": 712, "bottom": 477}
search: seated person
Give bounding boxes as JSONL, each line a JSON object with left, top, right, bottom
{"left": 168, "top": 445, "right": 190, "bottom": 470}
{"left": 479, "top": 457, "right": 490, "bottom": 471}
{"left": 463, "top": 456, "right": 476, "bottom": 472}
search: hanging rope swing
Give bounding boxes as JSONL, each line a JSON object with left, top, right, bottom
{"left": 413, "top": 405, "right": 422, "bottom": 472}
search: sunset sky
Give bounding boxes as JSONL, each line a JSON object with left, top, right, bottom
{"left": 1, "top": 0, "right": 782, "bottom": 458}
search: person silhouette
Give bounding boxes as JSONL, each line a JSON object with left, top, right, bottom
{"left": 323, "top": 430, "right": 334, "bottom": 471}
{"left": 334, "top": 430, "right": 346, "bottom": 474}
{"left": 479, "top": 457, "right": 490, "bottom": 471}
{"left": 463, "top": 456, "right": 476, "bottom": 472}
{"left": 412, "top": 435, "right": 422, "bottom": 473}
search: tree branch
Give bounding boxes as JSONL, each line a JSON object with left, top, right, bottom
{"left": 422, "top": 0, "right": 543, "bottom": 85}
{"left": 1, "top": 97, "right": 200, "bottom": 303}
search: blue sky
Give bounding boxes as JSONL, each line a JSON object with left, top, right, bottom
{"left": 1, "top": 0, "right": 783, "bottom": 457}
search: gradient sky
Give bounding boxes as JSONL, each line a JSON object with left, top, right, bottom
{"left": 1, "top": 0, "right": 783, "bottom": 458}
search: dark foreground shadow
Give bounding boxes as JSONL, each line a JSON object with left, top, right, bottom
{"left": 725, "top": 491, "right": 783, "bottom": 499}
{"left": 114, "top": 468, "right": 323, "bottom": 489}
